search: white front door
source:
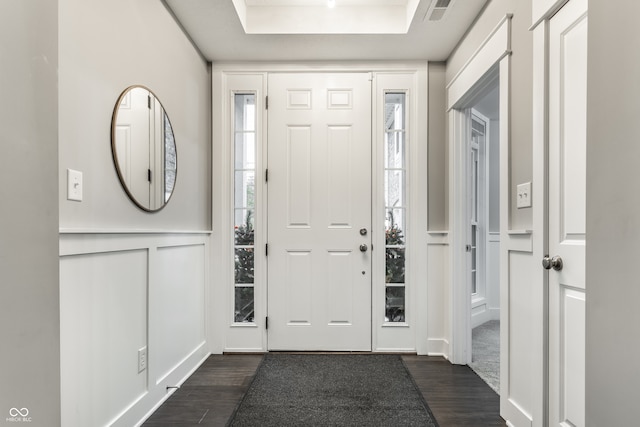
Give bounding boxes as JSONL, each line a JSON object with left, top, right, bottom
{"left": 548, "top": 0, "right": 588, "bottom": 424}
{"left": 267, "top": 73, "right": 372, "bottom": 351}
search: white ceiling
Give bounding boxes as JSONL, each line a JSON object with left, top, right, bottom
{"left": 243, "top": 0, "right": 409, "bottom": 5}
{"left": 233, "top": 0, "right": 421, "bottom": 34}
{"left": 164, "top": 0, "right": 488, "bottom": 62}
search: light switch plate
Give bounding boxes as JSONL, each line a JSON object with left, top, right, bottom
{"left": 67, "top": 169, "right": 83, "bottom": 202}
{"left": 517, "top": 182, "right": 532, "bottom": 208}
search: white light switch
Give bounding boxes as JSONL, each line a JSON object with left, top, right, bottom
{"left": 517, "top": 182, "right": 532, "bottom": 208}
{"left": 67, "top": 169, "right": 83, "bottom": 202}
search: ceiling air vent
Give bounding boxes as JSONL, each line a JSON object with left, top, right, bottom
{"left": 425, "top": 0, "right": 453, "bottom": 21}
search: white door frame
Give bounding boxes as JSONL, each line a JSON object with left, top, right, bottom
{"left": 449, "top": 68, "right": 500, "bottom": 366}
{"left": 447, "top": 15, "right": 511, "bottom": 365}
{"left": 447, "top": 13, "right": 546, "bottom": 427}
{"left": 532, "top": 1, "right": 588, "bottom": 425}
{"left": 211, "top": 63, "right": 428, "bottom": 354}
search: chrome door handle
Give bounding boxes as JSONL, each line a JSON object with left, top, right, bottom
{"left": 359, "top": 244, "right": 368, "bottom": 252}
{"left": 542, "top": 255, "right": 563, "bottom": 271}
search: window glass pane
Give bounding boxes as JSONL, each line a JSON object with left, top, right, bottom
{"left": 233, "top": 93, "right": 257, "bottom": 323}
{"left": 385, "top": 170, "right": 405, "bottom": 208}
{"left": 234, "top": 287, "right": 255, "bottom": 323}
{"left": 235, "top": 248, "right": 254, "bottom": 284}
{"left": 235, "top": 209, "right": 254, "bottom": 245}
{"left": 234, "top": 171, "right": 255, "bottom": 209}
{"left": 385, "top": 208, "right": 405, "bottom": 241}
{"left": 384, "top": 131, "right": 405, "bottom": 169}
{"left": 384, "top": 92, "right": 407, "bottom": 325}
{"left": 472, "top": 271, "right": 477, "bottom": 295}
{"left": 384, "top": 93, "right": 405, "bottom": 131}
{"left": 234, "top": 94, "right": 256, "bottom": 132}
{"left": 472, "top": 117, "right": 485, "bottom": 134}
{"left": 385, "top": 286, "right": 405, "bottom": 322}
{"left": 234, "top": 132, "right": 256, "bottom": 170}
{"left": 385, "top": 247, "right": 405, "bottom": 284}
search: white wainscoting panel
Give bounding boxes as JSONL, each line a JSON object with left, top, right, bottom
{"left": 60, "top": 249, "right": 148, "bottom": 427}
{"left": 473, "top": 232, "right": 501, "bottom": 328}
{"left": 60, "top": 232, "right": 210, "bottom": 427}
{"left": 502, "top": 248, "right": 534, "bottom": 426}
{"left": 153, "top": 244, "right": 207, "bottom": 384}
{"left": 427, "top": 233, "right": 450, "bottom": 357}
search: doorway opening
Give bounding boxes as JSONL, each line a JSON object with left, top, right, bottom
{"left": 466, "top": 84, "right": 500, "bottom": 393}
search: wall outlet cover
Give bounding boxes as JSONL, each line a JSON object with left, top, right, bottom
{"left": 138, "top": 346, "right": 147, "bottom": 373}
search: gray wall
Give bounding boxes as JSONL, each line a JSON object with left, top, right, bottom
{"left": 446, "top": 0, "right": 533, "bottom": 230}
{"left": 586, "top": 0, "right": 640, "bottom": 424}
{"left": 428, "top": 62, "right": 447, "bottom": 230}
{"left": 59, "top": 0, "right": 211, "bottom": 231}
{"left": 0, "top": 1, "right": 61, "bottom": 425}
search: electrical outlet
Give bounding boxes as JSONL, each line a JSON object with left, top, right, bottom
{"left": 517, "top": 182, "right": 532, "bottom": 208}
{"left": 138, "top": 346, "right": 147, "bottom": 373}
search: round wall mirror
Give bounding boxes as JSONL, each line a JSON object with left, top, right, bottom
{"left": 111, "top": 86, "right": 177, "bottom": 212}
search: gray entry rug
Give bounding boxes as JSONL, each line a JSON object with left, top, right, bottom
{"left": 228, "top": 354, "right": 438, "bottom": 426}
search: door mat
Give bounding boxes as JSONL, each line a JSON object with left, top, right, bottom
{"left": 227, "top": 354, "right": 438, "bottom": 426}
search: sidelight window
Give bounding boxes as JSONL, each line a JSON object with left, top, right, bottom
{"left": 384, "top": 93, "right": 406, "bottom": 323}
{"left": 234, "top": 94, "right": 256, "bottom": 323}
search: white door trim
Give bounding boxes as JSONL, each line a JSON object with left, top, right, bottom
{"left": 447, "top": 12, "right": 546, "bottom": 427}
{"left": 531, "top": 1, "right": 587, "bottom": 426}
{"left": 211, "top": 64, "right": 428, "bottom": 354}
{"left": 531, "top": 17, "right": 550, "bottom": 427}
{"left": 447, "top": 15, "right": 511, "bottom": 365}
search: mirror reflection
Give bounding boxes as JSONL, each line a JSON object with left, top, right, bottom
{"left": 111, "top": 86, "right": 177, "bottom": 211}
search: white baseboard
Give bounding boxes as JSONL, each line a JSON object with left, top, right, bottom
{"left": 426, "top": 338, "right": 450, "bottom": 358}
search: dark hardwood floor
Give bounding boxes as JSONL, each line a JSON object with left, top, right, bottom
{"left": 143, "top": 354, "right": 505, "bottom": 426}
{"left": 403, "top": 355, "right": 505, "bottom": 426}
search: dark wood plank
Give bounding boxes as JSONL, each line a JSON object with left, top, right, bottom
{"left": 403, "top": 355, "right": 506, "bottom": 426}
{"left": 144, "top": 354, "right": 505, "bottom": 426}
{"left": 142, "top": 354, "right": 262, "bottom": 427}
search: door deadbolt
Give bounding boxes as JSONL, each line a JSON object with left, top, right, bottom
{"left": 360, "top": 228, "right": 368, "bottom": 236}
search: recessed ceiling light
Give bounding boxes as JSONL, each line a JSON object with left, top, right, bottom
{"left": 328, "top": 0, "right": 336, "bottom": 8}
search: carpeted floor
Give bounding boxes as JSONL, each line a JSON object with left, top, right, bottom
{"left": 469, "top": 320, "right": 500, "bottom": 394}
{"left": 228, "top": 354, "right": 438, "bottom": 426}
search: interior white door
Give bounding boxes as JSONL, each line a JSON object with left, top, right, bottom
{"left": 114, "top": 87, "right": 151, "bottom": 207}
{"left": 548, "top": 0, "right": 588, "bottom": 425}
{"left": 267, "top": 73, "right": 372, "bottom": 351}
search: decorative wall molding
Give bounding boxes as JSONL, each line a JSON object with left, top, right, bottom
{"left": 447, "top": 14, "right": 513, "bottom": 110}
{"left": 60, "top": 232, "right": 210, "bottom": 427}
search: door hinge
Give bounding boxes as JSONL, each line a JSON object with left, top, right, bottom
{"left": 147, "top": 169, "right": 152, "bottom": 182}
{"left": 265, "top": 95, "right": 268, "bottom": 110}
{"left": 265, "top": 169, "right": 269, "bottom": 182}
{"left": 265, "top": 243, "right": 269, "bottom": 256}
{"left": 148, "top": 95, "right": 151, "bottom": 109}
{"left": 265, "top": 316, "right": 269, "bottom": 330}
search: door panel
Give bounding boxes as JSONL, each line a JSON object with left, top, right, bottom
{"left": 548, "top": 0, "right": 587, "bottom": 425}
{"left": 114, "top": 88, "right": 151, "bottom": 207}
{"left": 267, "top": 73, "right": 372, "bottom": 351}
